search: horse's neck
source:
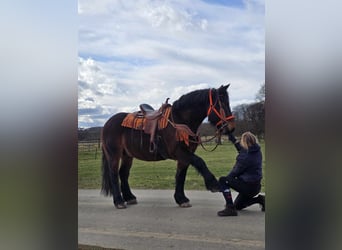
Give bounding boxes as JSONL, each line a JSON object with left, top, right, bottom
{"left": 171, "top": 105, "right": 208, "bottom": 133}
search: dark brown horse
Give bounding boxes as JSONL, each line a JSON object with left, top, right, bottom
{"left": 101, "top": 84, "right": 235, "bottom": 208}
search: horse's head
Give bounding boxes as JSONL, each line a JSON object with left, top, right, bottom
{"left": 207, "top": 84, "right": 235, "bottom": 134}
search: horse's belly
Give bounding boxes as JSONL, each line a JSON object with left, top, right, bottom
{"left": 123, "top": 131, "right": 169, "bottom": 161}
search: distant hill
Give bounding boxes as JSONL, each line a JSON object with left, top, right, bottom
{"left": 78, "top": 123, "right": 216, "bottom": 141}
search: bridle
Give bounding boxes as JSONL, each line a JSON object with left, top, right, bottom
{"left": 168, "top": 88, "right": 235, "bottom": 152}
{"left": 197, "top": 88, "right": 235, "bottom": 152}
{"left": 207, "top": 88, "right": 235, "bottom": 128}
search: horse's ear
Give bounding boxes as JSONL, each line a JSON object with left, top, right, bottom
{"left": 221, "top": 84, "right": 230, "bottom": 90}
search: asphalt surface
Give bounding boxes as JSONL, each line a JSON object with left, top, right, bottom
{"left": 79, "top": 189, "right": 265, "bottom": 250}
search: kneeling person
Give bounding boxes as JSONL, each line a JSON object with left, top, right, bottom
{"left": 218, "top": 131, "right": 265, "bottom": 216}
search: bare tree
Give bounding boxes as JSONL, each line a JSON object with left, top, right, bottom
{"left": 256, "top": 82, "right": 265, "bottom": 102}
{"left": 232, "top": 100, "right": 265, "bottom": 139}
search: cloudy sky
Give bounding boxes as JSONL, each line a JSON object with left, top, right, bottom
{"left": 78, "top": 0, "right": 264, "bottom": 128}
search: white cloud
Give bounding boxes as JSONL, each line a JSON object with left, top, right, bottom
{"left": 78, "top": 57, "right": 118, "bottom": 125}
{"left": 78, "top": 57, "right": 117, "bottom": 96}
{"left": 141, "top": 3, "right": 208, "bottom": 32}
{"left": 78, "top": 0, "right": 116, "bottom": 15}
{"left": 143, "top": 5, "right": 190, "bottom": 30}
{"left": 78, "top": 0, "right": 265, "bottom": 127}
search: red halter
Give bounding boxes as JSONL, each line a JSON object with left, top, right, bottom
{"left": 207, "top": 89, "right": 234, "bottom": 126}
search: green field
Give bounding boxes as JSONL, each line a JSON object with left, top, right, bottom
{"left": 78, "top": 141, "right": 265, "bottom": 192}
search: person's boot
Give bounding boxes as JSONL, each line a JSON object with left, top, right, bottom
{"left": 217, "top": 204, "right": 238, "bottom": 216}
{"left": 233, "top": 194, "right": 247, "bottom": 211}
{"left": 258, "top": 194, "right": 265, "bottom": 212}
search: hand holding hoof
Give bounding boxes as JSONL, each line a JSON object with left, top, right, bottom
{"left": 206, "top": 176, "right": 220, "bottom": 192}
{"left": 209, "top": 180, "right": 220, "bottom": 192}
{"left": 210, "top": 186, "right": 220, "bottom": 193}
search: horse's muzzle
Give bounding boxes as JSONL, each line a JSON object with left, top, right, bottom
{"left": 218, "top": 120, "right": 235, "bottom": 135}
{"left": 227, "top": 120, "right": 235, "bottom": 132}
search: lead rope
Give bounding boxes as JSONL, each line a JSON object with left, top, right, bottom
{"left": 198, "top": 127, "right": 226, "bottom": 152}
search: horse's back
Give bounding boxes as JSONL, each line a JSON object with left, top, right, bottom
{"left": 104, "top": 112, "right": 128, "bottom": 127}
{"left": 102, "top": 112, "right": 128, "bottom": 141}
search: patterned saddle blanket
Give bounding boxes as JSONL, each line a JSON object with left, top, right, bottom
{"left": 121, "top": 105, "right": 194, "bottom": 146}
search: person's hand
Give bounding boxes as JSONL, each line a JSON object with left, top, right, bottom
{"left": 227, "top": 130, "right": 236, "bottom": 143}
{"left": 227, "top": 127, "right": 235, "bottom": 134}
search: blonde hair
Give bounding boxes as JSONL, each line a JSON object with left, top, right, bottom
{"left": 240, "top": 131, "right": 258, "bottom": 150}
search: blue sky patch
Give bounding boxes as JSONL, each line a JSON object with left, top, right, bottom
{"left": 201, "top": 0, "right": 245, "bottom": 8}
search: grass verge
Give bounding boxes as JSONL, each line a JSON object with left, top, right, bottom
{"left": 78, "top": 141, "right": 265, "bottom": 192}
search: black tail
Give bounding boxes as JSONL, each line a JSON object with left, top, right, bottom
{"left": 101, "top": 146, "right": 113, "bottom": 196}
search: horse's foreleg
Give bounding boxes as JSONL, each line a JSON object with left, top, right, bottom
{"left": 119, "top": 153, "right": 137, "bottom": 205}
{"left": 190, "top": 154, "right": 220, "bottom": 192}
{"left": 174, "top": 163, "right": 191, "bottom": 207}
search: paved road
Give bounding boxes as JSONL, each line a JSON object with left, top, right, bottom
{"left": 79, "top": 189, "right": 265, "bottom": 250}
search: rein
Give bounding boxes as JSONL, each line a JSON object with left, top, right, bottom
{"left": 198, "top": 123, "right": 228, "bottom": 152}
{"left": 167, "top": 118, "right": 220, "bottom": 152}
{"left": 198, "top": 89, "right": 234, "bottom": 151}
{"left": 198, "top": 133, "right": 220, "bottom": 152}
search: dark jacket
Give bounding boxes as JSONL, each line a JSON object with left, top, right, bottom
{"left": 227, "top": 135, "right": 263, "bottom": 183}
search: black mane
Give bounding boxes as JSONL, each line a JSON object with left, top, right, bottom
{"left": 171, "top": 88, "right": 211, "bottom": 131}
{"left": 171, "top": 85, "right": 231, "bottom": 129}
{"left": 172, "top": 88, "right": 209, "bottom": 111}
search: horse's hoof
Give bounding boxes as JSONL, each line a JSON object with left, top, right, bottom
{"left": 179, "top": 202, "right": 192, "bottom": 208}
{"left": 115, "top": 203, "right": 127, "bottom": 209}
{"left": 210, "top": 188, "right": 220, "bottom": 193}
{"left": 126, "top": 199, "right": 138, "bottom": 205}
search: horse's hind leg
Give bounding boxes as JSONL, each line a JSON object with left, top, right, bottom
{"left": 102, "top": 142, "right": 126, "bottom": 208}
{"left": 174, "top": 162, "right": 192, "bottom": 208}
{"left": 109, "top": 157, "right": 127, "bottom": 209}
{"left": 119, "top": 152, "right": 137, "bottom": 205}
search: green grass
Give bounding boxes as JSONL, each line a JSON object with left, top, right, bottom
{"left": 78, "top": 141, "right": 265, "bottom": 192}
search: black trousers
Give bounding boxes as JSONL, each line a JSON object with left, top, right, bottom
{"left": 219, "top": 176, "right": 261, "bottom": 210}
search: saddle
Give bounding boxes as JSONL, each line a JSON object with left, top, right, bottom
{"left": 121, "top": 98, "right": 195, "bottom": 151}
{"left": 139, "top": 104, "right": 162, "bottom": 119}
{"left": 139, "top": 98, "right": 170, "bottom": 152}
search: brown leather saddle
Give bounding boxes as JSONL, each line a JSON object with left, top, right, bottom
{"left": 139, "top": 99, "right": 170, "bottom": 152}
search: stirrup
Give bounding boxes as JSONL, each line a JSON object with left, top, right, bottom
{"left": 149, "top": 142, "right": 156, "bottom": 153}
